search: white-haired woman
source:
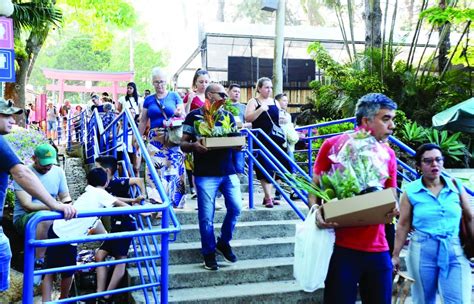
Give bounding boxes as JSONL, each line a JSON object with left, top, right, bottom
{"left": 138, "top": 68, "right": 186, "bottom": 208}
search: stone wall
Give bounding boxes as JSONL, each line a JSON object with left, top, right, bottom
{"left": 64, "top": 157, "right": 87, "bottom": 200}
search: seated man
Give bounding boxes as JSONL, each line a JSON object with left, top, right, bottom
{"left": 13, "top": 143, "right": 71, "bottom": 269}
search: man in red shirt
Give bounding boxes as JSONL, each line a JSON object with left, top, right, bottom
{"left": 310, "top": 93, "right": 398, "bottom": 304}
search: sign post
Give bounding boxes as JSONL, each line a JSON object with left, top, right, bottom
{"left": 0, "top": 17, "right": 15, "bottom": 84}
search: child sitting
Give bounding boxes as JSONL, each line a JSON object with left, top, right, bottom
{"left": 94, "top": 156, "right": 146, "bottom": 302}
{"left": 41, "top": 167, "right": 130, "bottom": 302}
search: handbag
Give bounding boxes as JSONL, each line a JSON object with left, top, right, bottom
{"left": 294, "top": 205, "right": 335, "bottom": 292}
{"left": 256, "top": 99, "right": 287, "bottom": 147}
{"left": 452, "top": 179, "right": 474, "bottom": 259}
{"left": 155, "top": 97, "right": 183, "bottom": 145}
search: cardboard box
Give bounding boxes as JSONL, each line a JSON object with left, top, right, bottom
{"left": 322, "top": 188, "right": 397, "bottom": 227}
{"left": 202, "top": 136, "right": 246, "bottom": 150}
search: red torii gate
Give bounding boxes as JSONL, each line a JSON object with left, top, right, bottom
{"left": 42, "top": 68, "right": 134, "bottom": 104}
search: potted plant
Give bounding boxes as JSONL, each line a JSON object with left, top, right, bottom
{"left": 194, "top": 99, "right": 246, "bottom": 149}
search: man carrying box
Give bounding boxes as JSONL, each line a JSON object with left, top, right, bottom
{"left": 309, "top": 93, "right": 398, "bottom": 304}
{"left": 181, "top": 83, "right": 242, "bottom": 271}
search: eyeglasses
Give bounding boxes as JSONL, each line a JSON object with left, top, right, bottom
{"left": 153, "top": 80, "right": 166, "bottom": 85}
{"left": 421, "top": 157, "right": 444, "bottom": 165}
{"left": 211, "top": 92, "right": 228, "bottom": 99}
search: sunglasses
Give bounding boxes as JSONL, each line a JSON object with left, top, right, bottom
{"left": 421, "top": 157, "right": 444, "bottom": 165}
{"left": 211, "top": 92, "right": 228, "bottom": 99}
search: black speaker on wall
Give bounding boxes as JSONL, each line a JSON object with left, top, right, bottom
{"left": 228, "top": 56, "right": 315, "bottom": 88}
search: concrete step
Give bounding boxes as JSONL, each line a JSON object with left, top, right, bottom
{"left": 129, "top": 256, "right": 295, "bottom": 289}
{"left": 131, "top": 280, "right": 324, "bottom": 304}
{"left": 171, "top": 219, "right": 298, "bottom": 243}
{"left": 133, "top": 236, "right": 295, "bottom": 265}
{"left": 156, "top": 207, "right": 304, "bottom": 226}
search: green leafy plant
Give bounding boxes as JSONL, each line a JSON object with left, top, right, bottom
{"left": 5, "top": 189, "right": 15, "bottom": 209}
{"left": 423, "top": 129, "right": 468, "bottom": 163}
{"left": 399, "top": 121, "right": 426, "bottom": 146}
{"left": 194, "top": 99, "right": 238, "bottom": 137}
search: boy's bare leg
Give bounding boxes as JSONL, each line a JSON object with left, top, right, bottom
{"left": 104, "top": 257, "right": 127, "bottom": 298}
{"left": 42, "top": 274, "right": 54, "bottom": 302}
{"left": 59, "top": 276, "right": 74, "bottom": 299}
{"left": 95, "top": 249, "right": 109, "bottom": 294}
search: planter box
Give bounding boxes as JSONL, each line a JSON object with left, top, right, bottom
{"left": 202, "top": 136, "right": 246, "bottom": 150}
{"left": 322, "top": 188, "right": 397, "bottom": 227}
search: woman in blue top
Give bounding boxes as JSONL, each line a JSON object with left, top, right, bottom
{"left": 392, "top": 143, "right": 473, "bottom": 304}
{"left": 138, "top": 67, "right": 186, "bottom": 209}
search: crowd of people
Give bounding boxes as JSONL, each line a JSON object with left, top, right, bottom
{"left": 0, "top": 66, "right": 472, "bottom": 303}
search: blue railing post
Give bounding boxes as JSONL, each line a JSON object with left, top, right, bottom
{"left": 22, "top": 217, "right": 37, "bottom": 304}
{"left": 161, "top": 207, "right": 170, "bottom": 304}
{"left": 307, "top": 126, "right": 314, "bottom": 177}
{"left": 247, "top": 132, "right": 254, "bottom": 209}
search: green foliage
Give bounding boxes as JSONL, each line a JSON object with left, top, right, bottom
{"left": 420, "top": 7, "right": 474, "bottom": 26}
{"left": 53, "top": 35, "right": 111, "bottom": 71}
{"left": 5, "top": 189, "right": 15, "bottom": 209}
{"left": 58, "top": 0, "right": 137, "bottom": 50}
{"left": 423, "top": 129, "right": 468, "bottom": 164}
{"left": 399, "top": 121, "right": 426, "bottom": 145}
{"left": 108, "top": 39, "right": 168, "bottom": 94}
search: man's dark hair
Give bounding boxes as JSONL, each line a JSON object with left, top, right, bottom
{"left": 228, "top": 83, "right": 240, "bottom": 90}
{"left": 355, "top": 93, "right": 397, "bottom": 125}
{"left": 95, "top": 155, "right": 118, "bottom": 175}
{"left": 87, "top": 167, "right": 108, "bottom": 187}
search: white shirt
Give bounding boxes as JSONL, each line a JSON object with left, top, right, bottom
{"left": 118, "top": 96, "right": 143, "bottom": 116}
{"left": 53, "top": 185, "right": 116, "bottom": 239}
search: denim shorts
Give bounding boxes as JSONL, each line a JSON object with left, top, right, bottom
{"left": 47, "top": 120, "right": 58, "bottom": 131}
{"left": 0, "top": 233, "right": 12, "bottom": 291}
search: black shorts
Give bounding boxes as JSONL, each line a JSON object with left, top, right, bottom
{"left": 45, "top": 227, "right": 77, "bottom": 278}
{"left": 99, "top": 218, "right": 136, "bottom": 257}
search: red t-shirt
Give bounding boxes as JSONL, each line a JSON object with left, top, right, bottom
{"left": 313, "top": 134, "right": 397, "bottom": 252}
{"left": 183, "top": 94, "right": 205, "bottom": 111}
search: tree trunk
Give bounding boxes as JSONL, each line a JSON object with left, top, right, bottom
{"left": 363, "top": 0, "right": 382, "bottom": 48}
{"left": 273, "top": 0, "right": 285, "bottom": 95}
{"left": 438, "top": 0, "right": 450, "bottom": 74}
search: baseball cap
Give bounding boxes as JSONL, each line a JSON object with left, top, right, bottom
{"left": 0, "top": 98, "right": 23, "bottom": 115}
{"left": 34, "top": 144, "right": 58, "bottom": 166}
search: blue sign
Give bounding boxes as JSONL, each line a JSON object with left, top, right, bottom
{"left": 0, "top": 49, "right": 15, "bottom": 82}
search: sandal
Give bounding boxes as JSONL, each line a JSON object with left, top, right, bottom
{"left": 272, "top": 198, "right": 281, "bottom": 205}
{"left": 263, "top": 198, "right": 273, "bottom": 208}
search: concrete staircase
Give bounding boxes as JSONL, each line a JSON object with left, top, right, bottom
{"left": 128, "top": 202, "right": 324, "bottom": 303}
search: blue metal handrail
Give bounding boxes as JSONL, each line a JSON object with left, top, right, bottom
{"left": 241, "top": 128, "right": 309, "bottom": 220}
{"left": 23, "top": 205, "right": 180, "bottom": 303}
{"left": 25, "top": 107, "right": 181, "bottom": 303}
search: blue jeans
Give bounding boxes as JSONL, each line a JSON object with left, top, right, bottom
{"left": 324, "top": 246, "right": 392, "bottom": 304}
{"left": 195, "top": 174, "right": 242, "bottom": 255}
{"left": 407, "top": 231, "right": 471, "bottom": 304}
{"left": 0, "top": 232, "right": 12, "bottom": 291}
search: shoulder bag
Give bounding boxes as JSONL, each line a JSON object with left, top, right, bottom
{"left": 155, "top": 97, "right": 183, "bottom": 145}
{"left": 453, "top": 178, "right": 474, "bottom": 259}
{"left": 256, "top": 99, "right": 287, "bottom": 147}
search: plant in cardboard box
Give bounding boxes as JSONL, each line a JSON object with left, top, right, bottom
{"left": 194, "top": 99, "right": 239, "bottom": 137}
{"left": 287, "top": 129, "right": 390, "bottom": 202}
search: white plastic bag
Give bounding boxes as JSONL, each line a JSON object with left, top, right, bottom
{"left": 294, "top": 205, "right": 336, "bottom": 292}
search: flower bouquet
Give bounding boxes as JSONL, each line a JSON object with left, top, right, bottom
{"left": 287, "top": 129, "right": 396, "bottom": 227}
{"left": 194, "top": 99, "right": 245, "bottom": 149}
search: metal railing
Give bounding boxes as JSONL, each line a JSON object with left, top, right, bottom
{"left": 23, "top": 107, "right": 180, "bottom": 303}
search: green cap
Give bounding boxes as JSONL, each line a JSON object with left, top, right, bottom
{"left": 0, "top": 98, "right": 23, "bottom": 115}
{"left": 34, "top": 144, "right": 57, "bottom": 166}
